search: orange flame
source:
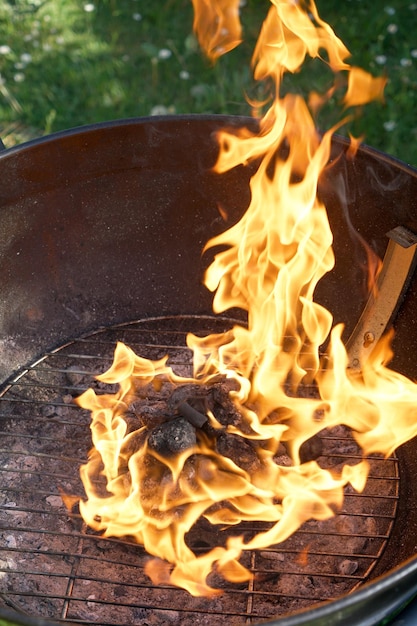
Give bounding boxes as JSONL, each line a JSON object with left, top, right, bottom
{"left": 344, "top": 67, "right": 386, "bottom": 107}
{"left": 190, "top": 0, "right": 242, "bottom": 61}
{"left": 75, "top": 0, "right": 417, "bottom": 597}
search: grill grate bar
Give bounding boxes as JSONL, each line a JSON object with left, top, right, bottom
{"left": 0, "top": 448, "right": 84, "bottom": 464}
{"left": 3, "top": 588, "right": 339, "bottom": 610}
{"left": 0, "top": 467, "right": 81, "bottom": 481}
{"left": 2, "top": 382, "right": 90, "bottom": 394}
{"left": 0, "top": 565, "right": 368, "bottom": 590}
{"left": 0, "top": 542, "right": 387, "bottom": 564}
{"left": 0, "top": 432, "right": 88, "bottom": 445}
{"left": 0, "top": 523, "right": 396, "bottom": 543}
{"left": 0, "top": 500, "right": 395, "bottom": 524}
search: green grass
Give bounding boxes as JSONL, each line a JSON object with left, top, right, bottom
{"left": 0, "top": 0, "right": 416, "bottom": 166}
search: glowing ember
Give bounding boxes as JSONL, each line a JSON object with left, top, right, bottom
{"left": 75, "top": 0, "right": 417, "bottom": 597}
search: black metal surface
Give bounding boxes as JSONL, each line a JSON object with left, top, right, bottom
{"left": 0, "top": 116, "right": 417, "bottom": 625}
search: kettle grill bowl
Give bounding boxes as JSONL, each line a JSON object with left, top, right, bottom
{"left": 1, "top": 115, "right": 417, "bottom": 625}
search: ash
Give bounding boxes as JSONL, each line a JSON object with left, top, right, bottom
{"left": 0, "top": 318, "right": 400, "bottom": 625}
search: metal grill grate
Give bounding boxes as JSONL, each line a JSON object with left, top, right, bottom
{"left": 0, "top": 316, "right": 400, "bottom": 625}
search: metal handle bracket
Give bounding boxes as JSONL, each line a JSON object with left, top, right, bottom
{"left": 346, "top": 226, "right": 417, "bottom": 368}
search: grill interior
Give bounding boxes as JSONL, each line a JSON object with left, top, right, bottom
{"left": 0, "top": 315, "right": 400, "bottom": 625}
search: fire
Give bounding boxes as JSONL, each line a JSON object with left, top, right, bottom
{"left": 75, "top": 0, "right": 417, "bottom": 597}
{"left": 190, "top": 0, "right": 242, "bottom": 61}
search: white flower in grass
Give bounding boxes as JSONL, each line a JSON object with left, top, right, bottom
{"left": 0, "top": 45, "right": 11, "bottom": 55}
{"left": 387, "top": 23, "right": 398, "bottom": 34}
{"left": 132, "top": 13, "right": 142, "bottom": 21}
{"left": 150, "top": 105, "right": 176, "bottom": 116}
{"left": 158, "top": 48, "right": 172, "bottom": 60}
{"left": 400, "top": 58, "right": 412, "bottom": 67}
{"left": 411, "top": 49, "right": 417, "bottom": 58}
{"left": 190, "top": 84, "right": 208, "bottom": 98}
{"left": 55, "top": 36, "right": 65, "bottom": 45}
{"left": 20, "top": 53, "right": 32, "bottom": 64}
{"left": 383, "top": 120, "right": 397, "bottom": 132}
{"left": 375, "top": 54, "right": 387, "bottom": 65}
{"left": 384, "top": 6, "right": 396, "bottom": 14}
{"left": 13, "top": 72, "right": 25, "bottom": 82}
{"left": 179, "top": 70, "right": 190, "bottom": 80}
{"left": 150, "top": 105, "right": 169, "bottom": 115}
{"left": 84, "top": 3, "right": 95, "bottom": 12}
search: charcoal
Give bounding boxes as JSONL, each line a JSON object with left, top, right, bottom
{"left": 299, "top": 435, "right": 323, "bottom": 463}
{"left": 147, "top": 418, "right": 197, "bottom": 456}
{"left": 215, "top": 432, "right": 261, "bottom": 473}
{"left": 128, "top": 402, "right": 169, "bottom": 429}
{"left": 178, "top": 402, "right": 208, "bottom": 428}
{"left": 120, "top": 428, "right": 148, "bottom": 458}
{"left": 122, "top": 412, "right": 143, "bottom": 433}
{"left": 168, "top": 384, "right": 209, "bottom": 410}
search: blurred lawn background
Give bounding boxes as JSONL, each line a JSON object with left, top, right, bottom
{"left": 0, "top": 0, "right": 416, "bottom": 165}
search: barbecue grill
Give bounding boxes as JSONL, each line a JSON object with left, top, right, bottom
{"left": 1, "top": 115, "right": 417, "bottom": 626}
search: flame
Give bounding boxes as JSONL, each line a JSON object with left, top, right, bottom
{"left": 190, "top": 0, "right": 242, "bottom": 61}
{"left": 344, "top": 66, "right": 386, "bottom": 107}
{"left": 75, "top": 0, "right": 417, "bottom": 597}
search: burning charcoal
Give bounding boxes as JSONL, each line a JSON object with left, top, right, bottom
{"left": 273, "top": 442, "right": 294, "bottom": 467}
{"left": 209, "top": 380, "right": 249, "bottom": 430}
{"left": 122, "top": 412, "right": 144, "bottom": 434}
{"left": 178, "top": 401, "right": 208, "bottom": 428}
{"left": 299, "top": 434, "right": 323, "bottom": 463}
{"left": 127, "top": 401, "right": 169, "bottom": 429}
{"left": 186, "top": 514, "right": 232, "bottom": 551}
{"left": 147, "top": 418, "right": 196, "bottom": 456}
{"left": 167, "top": 384, "right": 210, "bottom": 426}
{"left": 312, "top": 403, "right": 330, "bottom": 422}
{"left": 275, "top": 442, "right": 287, "bottom": 456}
{"left": 121, "top": 428, "right": 148, "bottom": 458}
{"left": 168, "top": 384, "right": 208, "bottom": 408}
{"left": 210, "top": 377, "right": 240, "bottom": 401}
{"left": 216, "top": 432, "right": 261, "bottom": 473}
